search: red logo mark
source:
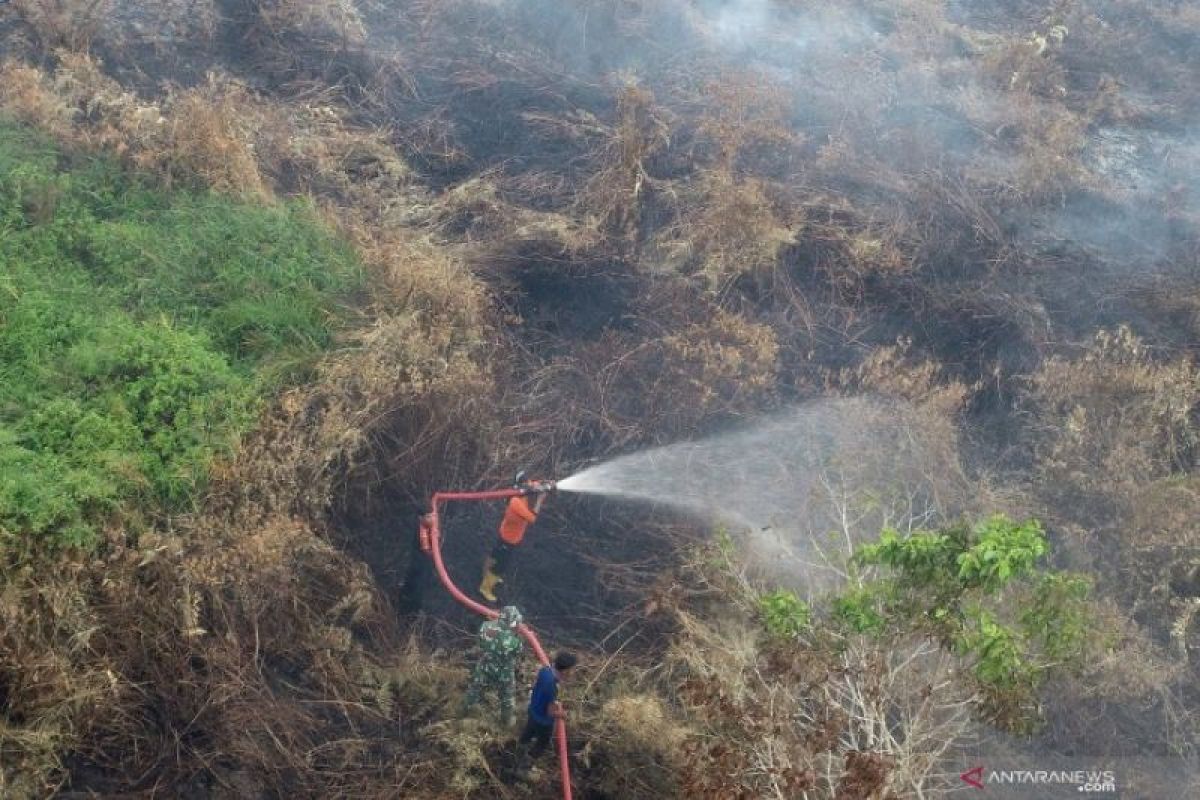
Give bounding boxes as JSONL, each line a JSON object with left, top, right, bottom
{"left": 960, "top": 765, "right": 985, "bottom": 789}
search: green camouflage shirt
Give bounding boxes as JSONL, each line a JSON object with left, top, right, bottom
{"left": 478, "top": 618, "right": 522, "bottom": 668}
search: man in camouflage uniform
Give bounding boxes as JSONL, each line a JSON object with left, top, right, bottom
{"left": 462, "top": 605, "right": 525, "bottom": 726}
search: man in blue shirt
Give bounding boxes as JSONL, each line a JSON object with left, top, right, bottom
{"left": 519, "top": 650, "right": 577, "bottom": 758}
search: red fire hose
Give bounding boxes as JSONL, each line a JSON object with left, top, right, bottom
{"left": 419, "top": 489, "right": 573, "bottom": 800}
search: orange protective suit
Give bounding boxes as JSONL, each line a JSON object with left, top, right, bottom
{"left": 498, "top": 495, "right": 538, "bottom": 546}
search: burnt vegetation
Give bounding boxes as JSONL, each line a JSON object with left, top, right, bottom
{"left": 1, "top": 0, "right": 1199, "bottom": 798}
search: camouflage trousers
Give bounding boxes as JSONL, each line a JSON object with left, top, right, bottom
{"left": 462, "top": 662, "right": 516, "bottom": 726}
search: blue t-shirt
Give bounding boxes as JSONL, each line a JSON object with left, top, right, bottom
{"left": 528, "top": 665, "right": 558, "bottom": 726}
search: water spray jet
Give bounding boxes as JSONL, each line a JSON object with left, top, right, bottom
{"left": 548, "top": 398, "right": 969, "bottom": 587}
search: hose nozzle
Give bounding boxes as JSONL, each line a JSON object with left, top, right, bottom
{"left": 516, "top": 477, "right": 557, "bottom": 495}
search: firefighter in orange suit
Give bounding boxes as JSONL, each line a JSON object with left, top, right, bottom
{"left": 479, "top": 471, "right": 549, "bottom": 602}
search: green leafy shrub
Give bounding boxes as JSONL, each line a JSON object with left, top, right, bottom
{"left": 834, "top": 514, "right": 1095, "bottom": 731}
{"left": 757, "top": 589, "right": 811, "bottom": 640}
{"left": 956, "top": 516, "right": 1047, "bottom": 590}
{"left": 956, "top": 608, "right": 1035, "bottom": 690}
{"left": 831, "top": 586, "right": 888, "bottom": 635}
{"left": 0, "top": 121, "right": 363, "bottom": 549}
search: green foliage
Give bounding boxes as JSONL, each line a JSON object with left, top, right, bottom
{"left": 956, "top": 609, "right": 1034, "bottom": 690}
{"left": 831, "top": 586, "right": 888, "bottom": 635}
{"left": 956, "top": 515, "right": 1047, "bottom": 590}
{"left": 0, "top": 121, "right": 363, "bottom": 549}
{"left": 833, "top": 514, "right": 1094, "bottom": 732}
{"left": 757, "top": 590, "right": 811, "bottom": 640}
{"left": 855, "top": 526, "right": 961, "bottom": 587}
{"left": 855, "top": 515, "right": 1047, "bottom": 594}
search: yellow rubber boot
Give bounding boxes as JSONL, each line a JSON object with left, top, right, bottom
{"left": 479, "top": 572, "right": 497, "bottom": 602}
{"left": 479, "top": 557, "right": 501, "bottom": 603}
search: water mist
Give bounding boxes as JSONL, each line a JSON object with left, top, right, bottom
{"left": 556, "top": 397, "right": 968, "bottom": 589}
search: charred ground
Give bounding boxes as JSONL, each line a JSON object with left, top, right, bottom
{"left": 2, "top": 0, "right": 1199, "bottom": 798}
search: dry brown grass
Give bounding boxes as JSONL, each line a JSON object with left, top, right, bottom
{"left": 0, "top": 519, "right": 364, "bottom": 794}
{"left": 982, "top": 27, "right": 1070, "bottom": 98}
{"left": 690, "top": 72, "right": 798, "bottom": 174}
{"left": 0, "top": 506, "right": 460, "bottom": 797}
{"left": 576, "top": 693, "right": 690, "bottom": 798}
{"left": 262, "top": 110, "right": 412, "bottom": 208}
{"left": 0, "top": 555, "right": 120, "bottom": 798}
{"left": 0, "top": 60, "right": 78, "bottom": 136}
{"left": 1027, "top": 325, "right": 1200, "bottom": 691}
{"left": 430, "top": 173, "right": 602, "bottom": 265}
{"left": 250, "top": 0, "right": 367, "bottom": 44}
{"left": 1012, "top": 97, "right": 1091, "bottom": 202}
{"left": 653, "top": 311, "right": 779, "bottom": 411}
{"left": 11, "top": 0, "right": 113, "bottom": 51}
{"left": 151, "top": 77, "right": 270, "bottom": 196}
{"left": 580, "top": 82, "right": 672, "bottom": 243}
{"left": 1030, "top": 325, "right": 1200, "bottom": 501}
{"left": 833, "top": 338, "right": 977, "bottom": 419}
{"left": 0, "top": 54, "right": 424, "bottom": 205}
{"left": 226, "top": 0, "right": 377, "bottom": 85}
{"left": 547, "top": 307, "right": 780, "bottom": 449}
{"left": 0, "top": 55, "right": 269, "bottom": 197}
{"left": 201, "top": 307, "right": 490, "bottom": 529}
{"left": 11, "top": 0, "right": 221, "bottom": 55}
{"left": 654, "top": 170, "right": 798, "bottom": 292}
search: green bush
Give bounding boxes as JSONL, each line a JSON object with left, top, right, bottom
{"left": 0, "top": 121, "right": 363, "bottom": 550}
{"left": 956, "top": 608, "right": 1034, "bottom": 691}
{"left": 956, "top": 516, "right": 1047, "bottom": 590}
{"left": 833, "top": 514, "right": 1095, "bottom": 732}
{"left": 757, "top": 590, "right": 811, "bottom": 640}
{"left": 831, "top": 586, "right": 888, "bottom": 636}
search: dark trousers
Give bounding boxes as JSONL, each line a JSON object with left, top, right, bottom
{"left": 519, "top": 715, "right": 554, "bottom": 757}
{"left": 491, "top": 540, "right": 515, "bottom": 575}
{"left": 398, "top": 521, "right": 432, "bottom": 612}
